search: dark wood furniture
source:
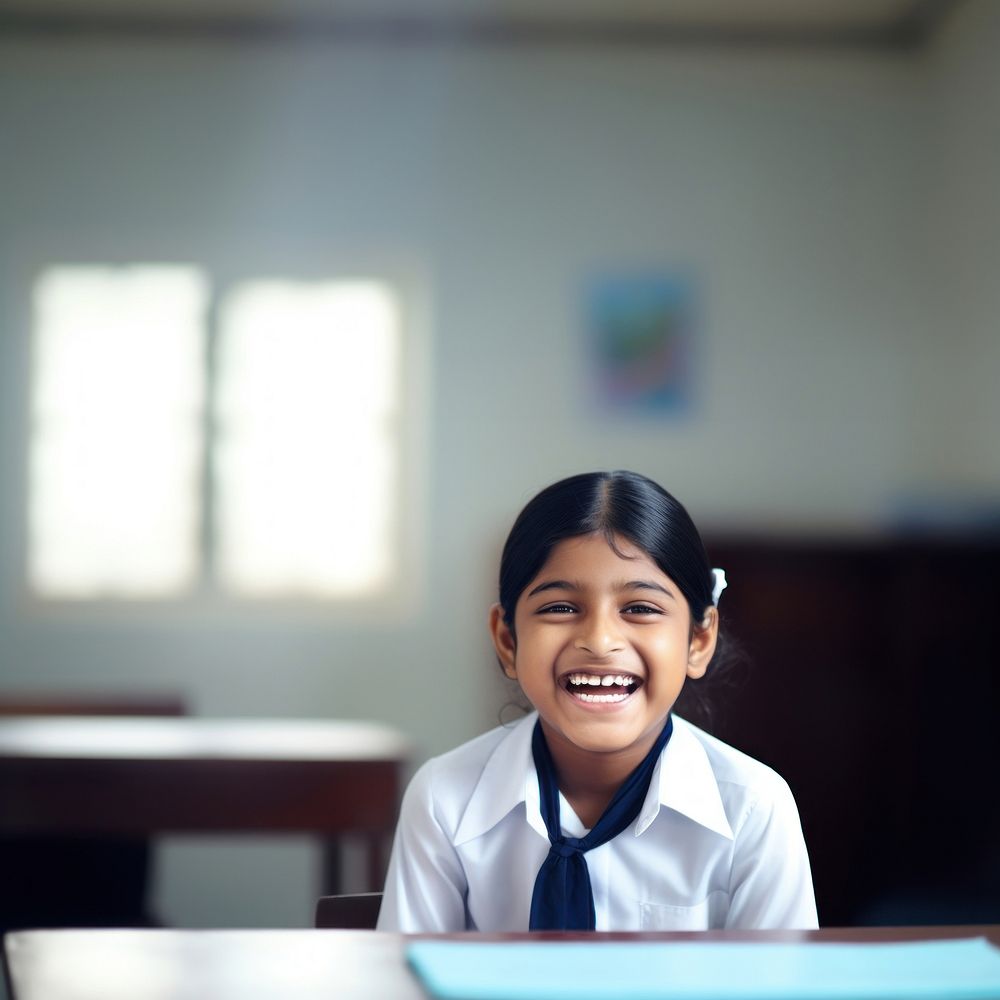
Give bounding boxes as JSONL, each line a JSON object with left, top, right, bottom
{"left": 0, "top": 717, "right": 411, "bottom": 912}
{"left": 0, "top": 693, "right": 186, "bottom": 718}
{"left": 697, "top": 535, "right": 1000, "bottom": 927}
{"left": 315, "top": 892, "right": 383, "bottom": 929}
{"left": 0, "top": 695, "right": 187, "bottom": 931}
{"left": 5, "top": 926, "right": 999, "bottom": 1000}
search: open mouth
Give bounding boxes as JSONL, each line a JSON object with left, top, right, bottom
{"left": 561, "top": 672, "right": 642, "bottom": 704}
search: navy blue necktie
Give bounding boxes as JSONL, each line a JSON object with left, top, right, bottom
{"left": 528, "top": 715, "right": 673, "bottom": 931}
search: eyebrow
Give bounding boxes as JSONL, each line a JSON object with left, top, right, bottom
{"left": 526, "top": 579, "right": 676, "bottom": 599}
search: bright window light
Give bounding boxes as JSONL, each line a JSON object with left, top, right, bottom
{"left": 215, "top": 280, "right": 400, "bottom": 597}
{"left": 29, "top": 266, "right": 207, "bottom": 598}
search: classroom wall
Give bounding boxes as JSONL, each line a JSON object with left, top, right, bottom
{"left": 915, "top": 0, "right": 1000, "bottom": 489}
{"left": 0, "top": 0, "right": 995, "bottom": 926}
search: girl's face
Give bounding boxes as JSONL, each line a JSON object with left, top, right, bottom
{"left": 490, "top": 532, "right": 717, "bottom": 763}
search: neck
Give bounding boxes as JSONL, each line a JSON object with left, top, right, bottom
{"left": 539, "top": 722, "right": 659, "bottom": 828}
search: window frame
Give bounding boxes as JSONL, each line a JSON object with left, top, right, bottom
{"left": 15, "top": 238, "right": 429, "bottom": 625}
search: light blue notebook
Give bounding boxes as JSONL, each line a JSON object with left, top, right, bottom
{"left": 407, "top": 938, "right": 1000, "bottom": 1000}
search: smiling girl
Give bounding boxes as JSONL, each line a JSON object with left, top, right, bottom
{"left": 377, "top": 471, "right": 817, "bottom": 931}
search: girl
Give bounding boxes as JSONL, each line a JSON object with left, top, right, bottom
{"left": 378, "top": 471, "right": 817, "bottom": 931}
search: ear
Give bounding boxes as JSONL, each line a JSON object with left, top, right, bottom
{"left": 687, "top": 605, "right": 719, "bottom": 680}
{"left": 488, "top": 603, "right": 518, "bottom": 680}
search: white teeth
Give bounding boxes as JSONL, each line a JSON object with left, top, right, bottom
{"left": 577, "top": 691, "right": 630, "bottom": 703}
{"left": 566, "top": 673, "right": 638, "bottom": 693}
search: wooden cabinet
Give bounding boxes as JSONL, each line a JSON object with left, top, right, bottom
{"left": 694, "top": 536, "right": 1000, "bottom": 926}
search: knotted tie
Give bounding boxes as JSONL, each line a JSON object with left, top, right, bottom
{"left": 528, "top": 715, "right": 673, "bottom": 930}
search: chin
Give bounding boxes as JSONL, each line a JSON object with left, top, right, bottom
{"left": 562, "top": 724, "right": 645, "bottom": 756}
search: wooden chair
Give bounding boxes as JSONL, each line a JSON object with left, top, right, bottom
{"left": 315, "top": 892, "right": 383, "bottom": 929}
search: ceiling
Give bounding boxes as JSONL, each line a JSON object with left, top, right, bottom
{"left": 0, "top": 0, "right": 962, "bottom": 48}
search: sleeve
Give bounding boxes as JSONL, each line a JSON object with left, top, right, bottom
{"left": 724, "top": 775, "right": 819, "bottom": 929}
{"left": 376, "top": 759, "right": 469, "bottom": 932}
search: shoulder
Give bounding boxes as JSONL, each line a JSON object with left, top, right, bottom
{"left": 674, "top": 716, "right": 789, "bottom": 794}
{"left": 410, "top": 721, "right": 516, "bottom": 792}
{"left": 402, "top": 713, "right": 534, "bottom": 835}
{"left": 668, "top": 722, "right": 817, "bottom": 928}
{"left": 671, "top": 715, "right": 799, "bottom": 830}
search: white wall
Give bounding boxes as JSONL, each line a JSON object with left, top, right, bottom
{"left": 0, "top": 6, "right": 995, "bottom": 924}
{"left": 913, "top": 0, "right": 1000, "bottom": 489}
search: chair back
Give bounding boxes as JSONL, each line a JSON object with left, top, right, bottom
{"left": 315, "top": 892, "right": 383, "bottom": 929}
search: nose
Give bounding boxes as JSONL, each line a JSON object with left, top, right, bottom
{"left": 573, "top": 611, "right": 625, "bottom": 657}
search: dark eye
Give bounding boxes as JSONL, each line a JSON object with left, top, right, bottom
{"left": 538, "top": 602, "right": 576, "bottom": 614}
{"left": 623, "top": 603, "right": 662, "bottom": 615}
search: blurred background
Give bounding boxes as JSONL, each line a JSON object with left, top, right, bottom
{"left": 0, "top": 0, "right": 998, "bottom": 934}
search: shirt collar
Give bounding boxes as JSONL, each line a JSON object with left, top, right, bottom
{"left": 453, "top": 712, "right": 548, "bottom": 846}
{"left": 636, "top": 715, "right": 734, "bottom": 840}
{"left": 452, "top": 711, "right": 734, "bottom": 847}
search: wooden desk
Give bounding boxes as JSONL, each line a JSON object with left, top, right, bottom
{"left": 0, "top": 717, "right": 411, "bottom": 892}
{"left": 5, "top": 927, "right": 1000, "bottom": 1000}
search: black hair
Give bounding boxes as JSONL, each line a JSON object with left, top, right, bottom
{"left": 496, "top": 470, "right": 744, "bottom": 731}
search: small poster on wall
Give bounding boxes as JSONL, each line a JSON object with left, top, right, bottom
{"left": 585, "top": 273, "right": 696, "bottom": 416}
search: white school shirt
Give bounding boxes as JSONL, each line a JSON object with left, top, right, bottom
{"left": 377, "top": 712, "right": 818, "bottom": 932}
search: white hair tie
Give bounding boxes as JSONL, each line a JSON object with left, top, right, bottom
{"left": 711, "top": 568, "right": 728, "bottom": 606}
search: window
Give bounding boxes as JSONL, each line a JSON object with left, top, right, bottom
{"left": 215, "top": 280, "right": 398, "bottom": 597}
{"left": 28, "top": 264, "right": 410, "bottom": 603}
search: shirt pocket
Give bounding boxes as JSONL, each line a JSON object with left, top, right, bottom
{"left": 638, "top": 891, "right": 727, "bottom": 930}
